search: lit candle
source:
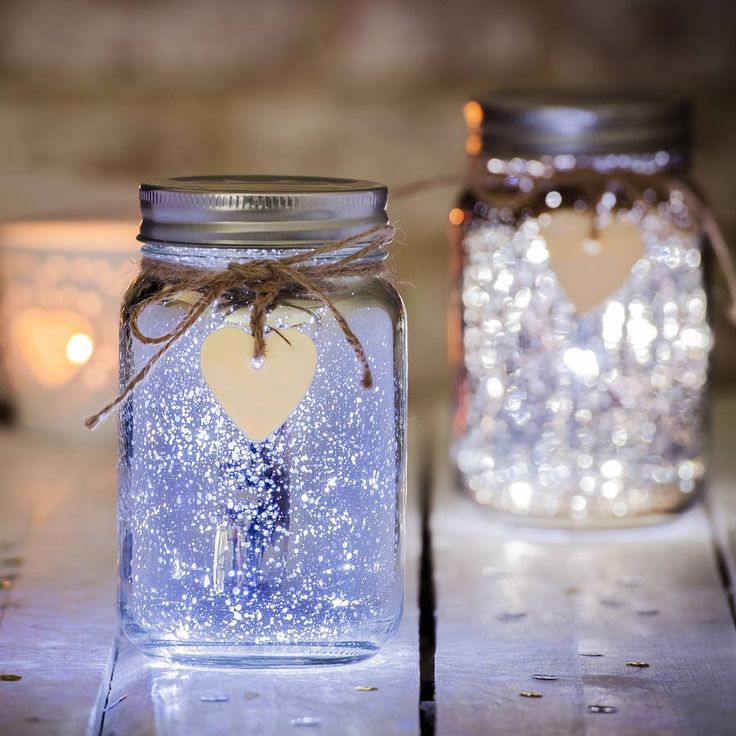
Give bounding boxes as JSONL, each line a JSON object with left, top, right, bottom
{"left": 0, "top": 220, "right": 138, "bottom": 439}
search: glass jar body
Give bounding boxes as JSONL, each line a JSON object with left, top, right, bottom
{"left": 118, "top": 244, "right": 407, "bottom": 666}
{"left": 451, "top": 158, "right": 711, "bottom": 526}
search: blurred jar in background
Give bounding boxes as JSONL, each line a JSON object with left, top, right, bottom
{"left": 0, "top": 220, "right": 137, "bottom": 440}
{"left": 450, "top": 91, "right": 712, "bottom": 526}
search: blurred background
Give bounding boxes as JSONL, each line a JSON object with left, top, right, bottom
{"left": 0, "top": 0, "right": 735, "bottom": 433}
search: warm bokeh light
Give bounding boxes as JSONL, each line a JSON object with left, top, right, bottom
{"left": 11, "top": 308, "right": 95, "bottom": 387}
{"left": 462, "top": 100, "right": 484, "bottom": 128}
{"left": 465, "top": 133, "right": 482, "bottom": 156}
{"left": 448, "top": 208, "right": 465, "bottom": 226}
{"left": 66, "top": 332, "right": 94, "bottom": 365}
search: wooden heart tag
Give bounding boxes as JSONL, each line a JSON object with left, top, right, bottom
{"left": 540, "top": 210, "right": 645, "bottom": 314}
{"left": 200, "top": 327, "right": 317, "bottom": 442}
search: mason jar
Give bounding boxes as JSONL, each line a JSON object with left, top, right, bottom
{"left": 451, "top": 92, "right": 712, "bottom": 526}
{"left": 118, "top": 176, "right": 406, "bottom": 665}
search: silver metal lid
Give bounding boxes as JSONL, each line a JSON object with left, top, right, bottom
{"left": 138, "top": 175, "right": 389, "bottom": 246}
{"left": 465, "top": 90, "right": 691, "bottom": 157}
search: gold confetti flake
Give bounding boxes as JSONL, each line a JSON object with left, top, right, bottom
{"left": 519, "top": 691, "right": 543, "bottom": 698}
{"left": 626, "top": 661, "right": 650, "bottom": 668}
{"left": 1, "top": 674, "right": 22, "bottom": 682}
{"left": 354, "top": 686, "right": 378, "bottom": 692}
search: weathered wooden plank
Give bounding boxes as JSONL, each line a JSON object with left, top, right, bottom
{"left": 0, "top": 431, "right": 117, "bottom": 735}
{"left": 98, "top": 434, "right": 421, "bottom": 736}
{"left": 432, "top": 401, "right": 736, "bottom": 735}
{"left": 707, "top": 391, "right": 736, "bottom": 605}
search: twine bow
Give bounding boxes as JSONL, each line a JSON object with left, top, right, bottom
{"left": 85, "top": 224, "right": 395, "bottom": 430}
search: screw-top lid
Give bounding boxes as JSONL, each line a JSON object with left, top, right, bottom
{"left": 464, "top": 90, "right": 691, "bottom": 158}
{"left": 138, "top": 175, "right": 389, "bottom": 246}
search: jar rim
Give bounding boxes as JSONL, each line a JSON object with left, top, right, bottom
{"left": 465, "top": 89, "right": 691, "bottom": 159}
{"left": 138, "top": 175, "right": 389, "bottom": 248}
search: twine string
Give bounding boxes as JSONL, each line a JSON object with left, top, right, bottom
{"left": 86, "top": 166, "right": 735, "bottom": 430}
{"left": 85, "top": 224, "right": 394, "bottom": 430}
{"left": 461, "top": 162, "right": 736, "bottom": 325}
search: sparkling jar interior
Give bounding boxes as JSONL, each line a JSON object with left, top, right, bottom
{"left": 452, "top": 153, "right": 711, "bottom": 526}
{"left": 118, "top": 237, "right": 406, "bottom": 665}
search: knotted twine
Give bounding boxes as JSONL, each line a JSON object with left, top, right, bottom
{"left": 86, "top": 167, "right": 736, "bottom": 430}
{"left": 85, "top": 223, "right": 395, "bottom": 430}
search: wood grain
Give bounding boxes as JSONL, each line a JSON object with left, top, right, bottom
{"left": 0, "top": 431, "right": 117, "bottom": 736}
{"left": 431, "top": 401, "right": 736, "bottom": 735}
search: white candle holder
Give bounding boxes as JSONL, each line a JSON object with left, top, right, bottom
{"left": 0, "top": 219, "right": 138, "bottom": 440}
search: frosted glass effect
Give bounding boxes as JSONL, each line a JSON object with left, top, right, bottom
{"left": 118, "top": 257, "right": 406, "bottom": 666}
{"left": 455, "top": 191, "right": 711, "bottom": 524}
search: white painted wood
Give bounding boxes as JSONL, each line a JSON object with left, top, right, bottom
{"left": 0, "top": 431, "right": 117, "bottom": 735}
{"left": 707, "top": 391, "right": 736, "bottom": 599}
{"left": 432, "top": 400, "right": 736, "bottom": 735}
{"left": 98, "top": 434, "right": 421, "bottom": 736}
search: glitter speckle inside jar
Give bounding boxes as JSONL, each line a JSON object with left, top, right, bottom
{"left": 117, "top": 176, "right": 407, "bottom": 665}
{"left": 452, "top": 92, "right": 710, "bottom": 525}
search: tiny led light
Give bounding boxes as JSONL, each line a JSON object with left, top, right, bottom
{"left": 66, "top": 332, "right": 94, "bottom": 365}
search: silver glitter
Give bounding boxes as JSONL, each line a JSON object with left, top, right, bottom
{"left": 455, "top": 186, "right": 710, "bottom": 522}
{"left": 291, "top": 716, "right": 322, "bottom": 727}
{"left": 588, "top": 704, "right": 618, "bottom": 714}
{"left": 118, "top": 246, "right": 406, "bottom": 665}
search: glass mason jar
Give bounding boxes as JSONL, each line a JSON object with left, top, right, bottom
{"left": 118, "top": 176, "right": 407, "bottom": 665}
{"left": 451, "top": 92, "right": 712, "bottom": 526}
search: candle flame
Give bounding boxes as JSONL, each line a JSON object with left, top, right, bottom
{"left": 66, "top": 332, "right": 94, "bottom": 365}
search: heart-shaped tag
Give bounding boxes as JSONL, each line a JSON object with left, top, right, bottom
{"left": 541, "top": 210, "right": 645, "bottom": 314}
{"left": 200, "top": 327, "right": 317, "bottom": 442}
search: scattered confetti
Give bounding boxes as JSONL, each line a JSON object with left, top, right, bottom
{"left": 519, "top": 691, "right": 543, "bottom": 698}
{"left": 579, "top": 652, "right": 604, "bottom": 657}
{"left": 103, "top": 694, "right": 128, "bottom": 712}
{"left": 565, "top": 586, "right": 581, "bottom": 594}
{"left": 243, "top": 691, "right": 260, "bottom": 701}
{"left": 0, "top": 674, "right": 22, "bottom": 681}
{"left": 354, "top": 686, "right": 378, "bottom": 692}
{"left": 588, "top": 704, "right": 618, "bottom": 714}
{"left": 636, "top": 609, "right": 660, "bottom": 616}
{"left": 626, "top": 661, "right": 650, "bottom": 668}
{"left": 497, "top": 611, "right": 527, "bottom": 622}
{"left": 532, "top": 674, "right": 558, "bottom": 681}
{"left": 200, "top": 695, "right": 230, "bottom": 703}
{"left": 291, "top": 716, "right": 322, "bottom": 727}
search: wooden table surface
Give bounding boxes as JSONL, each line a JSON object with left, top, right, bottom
{"left": 1, "top": 395, "right": 736, "bottom": 735}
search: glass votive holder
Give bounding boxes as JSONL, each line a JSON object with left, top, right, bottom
{"left": 0, "top": 219, "right": 138, "bottom": 440}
